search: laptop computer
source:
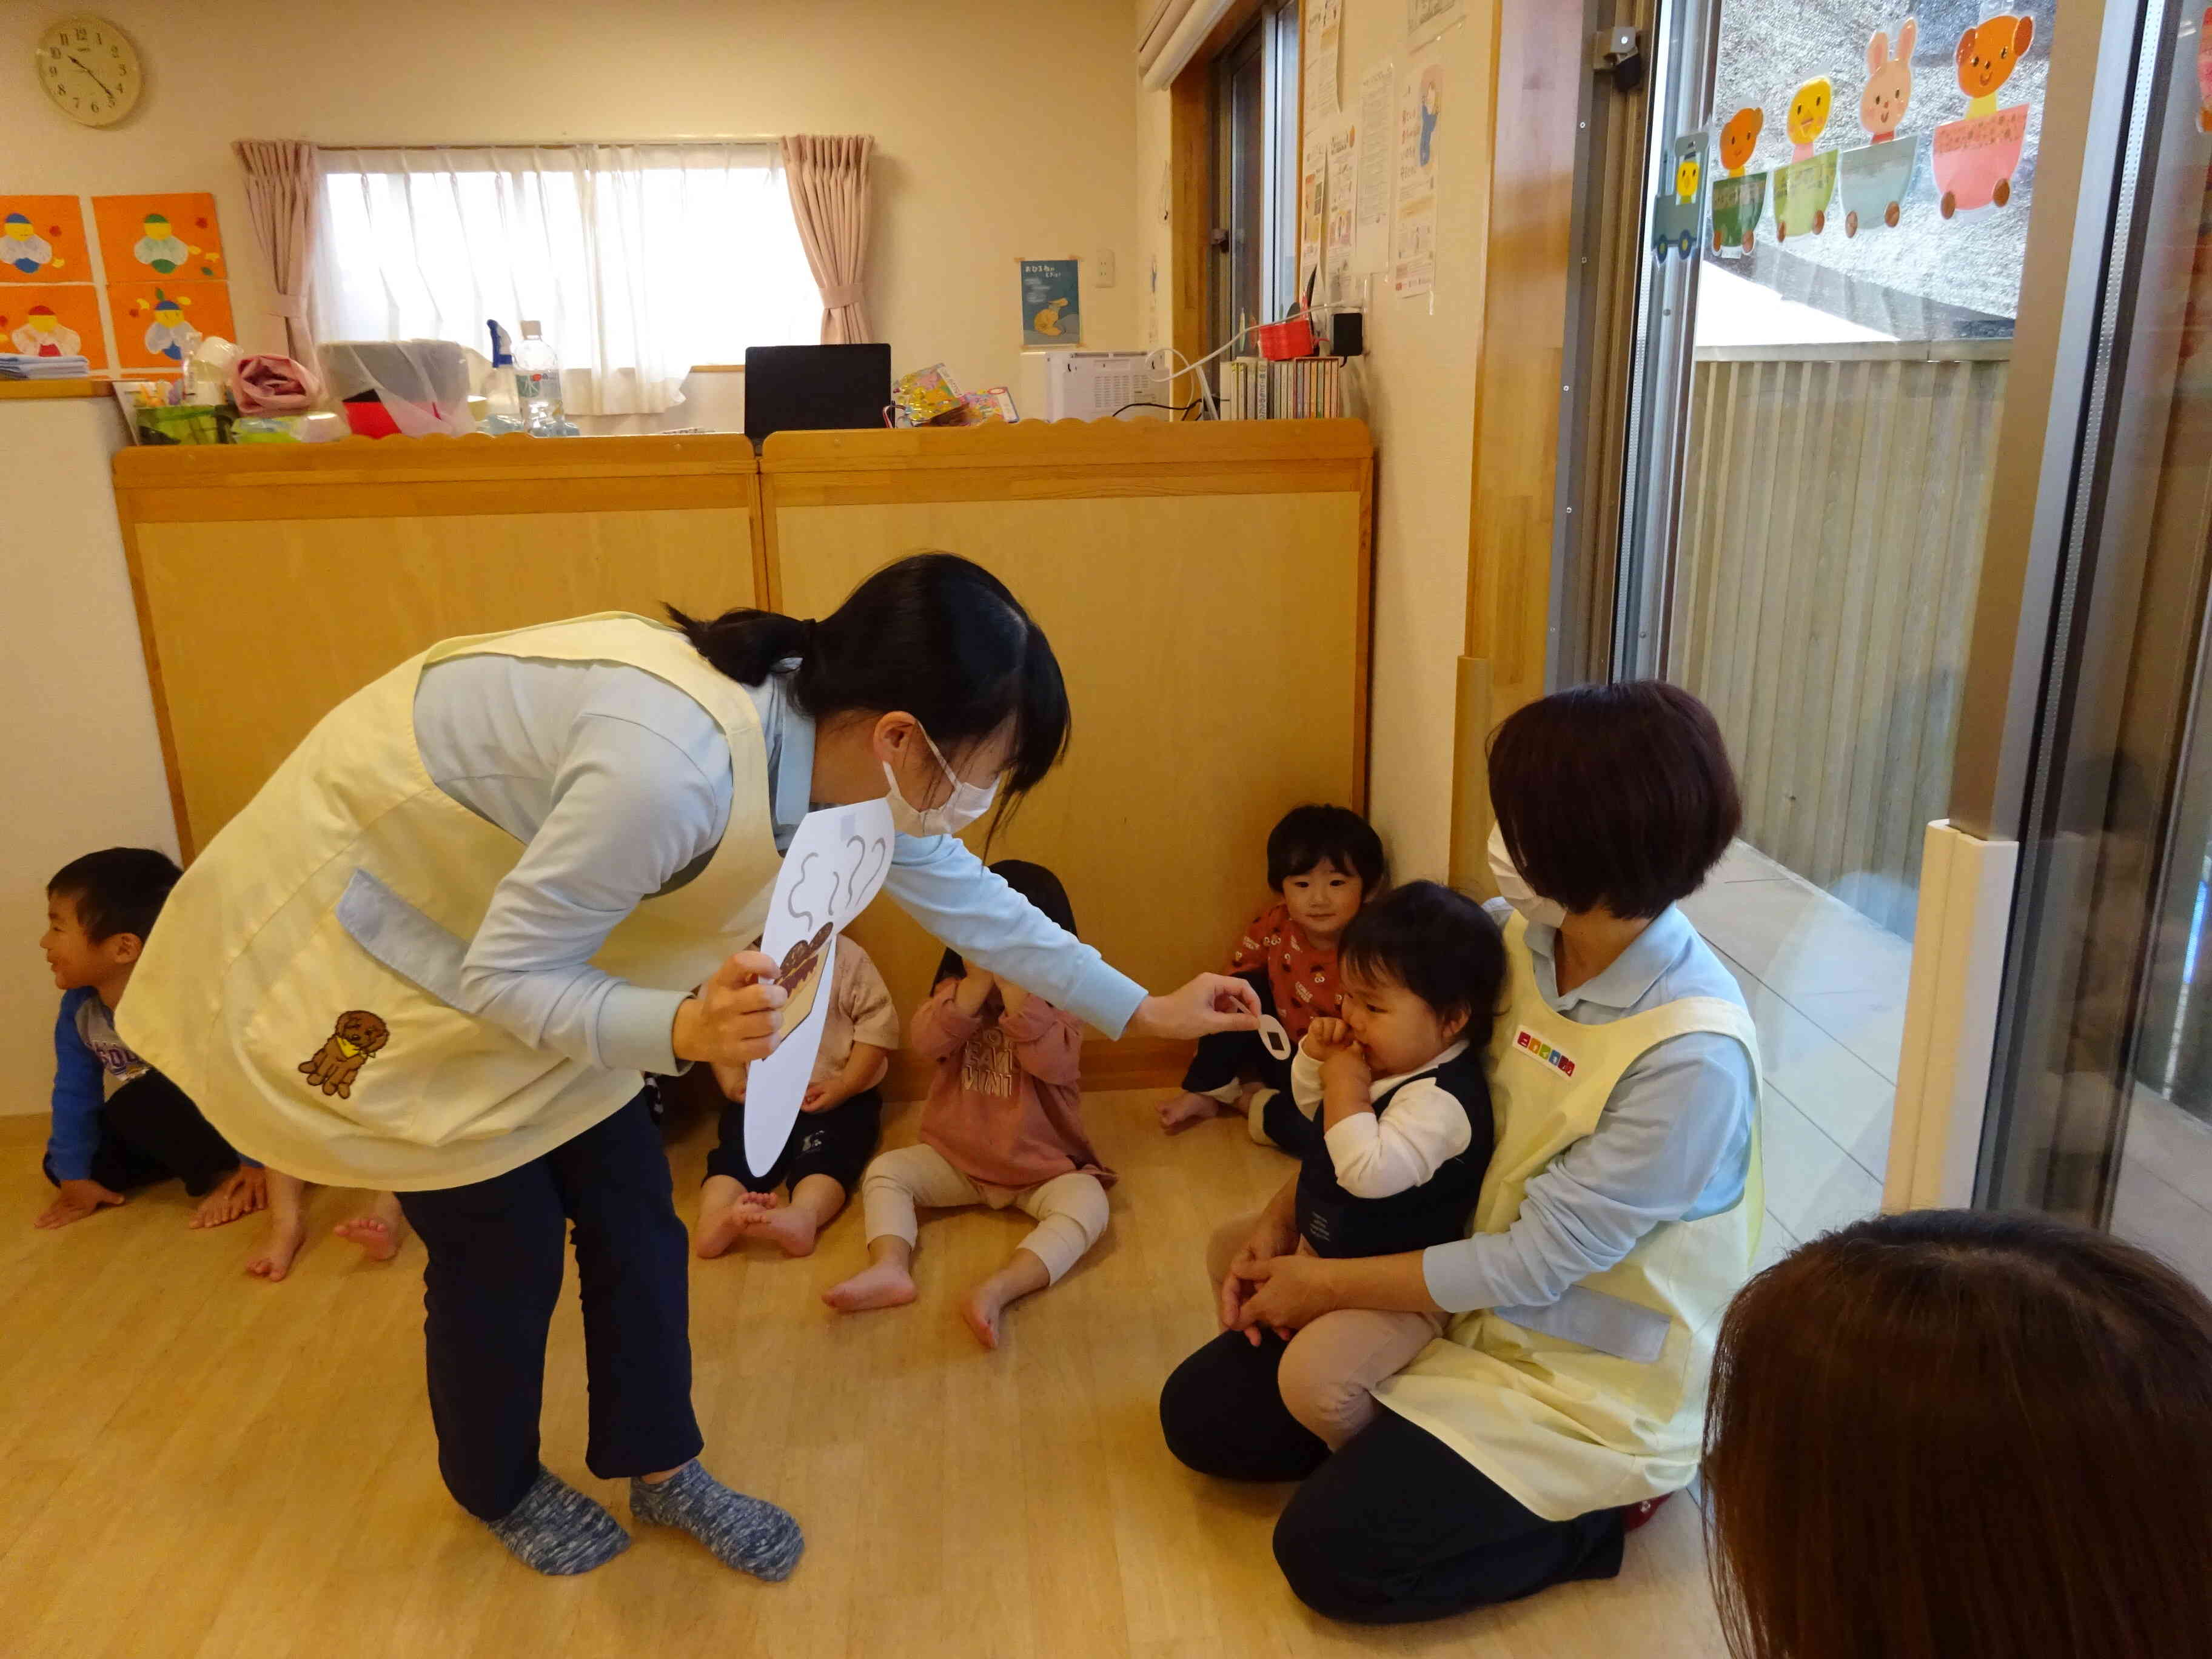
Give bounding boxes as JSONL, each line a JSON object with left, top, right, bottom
{"left": 743, "top": 344, "right": 891, "bottom": 443}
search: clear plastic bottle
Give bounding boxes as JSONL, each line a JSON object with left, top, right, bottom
{"left": 514, "top": 320, "right": 574, "bottom": 435}
{"left": 478, "top": 320, "right": 525, "bottom": 435}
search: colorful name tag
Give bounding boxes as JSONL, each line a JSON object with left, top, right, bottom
{"left": 1514, "top": 1026, "right": 1577, "bottom": 1078}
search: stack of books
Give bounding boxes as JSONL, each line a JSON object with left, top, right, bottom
{"left": 1216, "top": 356, "right": 1345, "bottom": 420}
{"left": 0, "top": 352, "right": 92, "bottom": 380}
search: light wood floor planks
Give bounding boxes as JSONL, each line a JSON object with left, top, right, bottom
{"left": 0, "top": 1097, "right": 1729, "bottom": 1658}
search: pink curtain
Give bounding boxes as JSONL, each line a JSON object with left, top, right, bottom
{"left": 780, "top": 135, "right": 875, "bottom": 344}
{"left": 230, "top": 139, "right": 320, "bottom": 361}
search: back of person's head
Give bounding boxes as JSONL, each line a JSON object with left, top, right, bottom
{"left": 1336, "top": 880, "right": 1504, "bottom": 1043}
{"left": 934, "top": 859, "right": 1077, "bottom": 987}
{"left": 1704, "top": 1209, "right": 2212, "bottom": 1659}
{"left": 1488, "top": 681, "right": 1739, "bottom": 919}
{"left": 47, "top": 846, "right": 183, "bottom": 943}
{"left": 1265, "top": 804, "right": 1388, "bottom": 893}
{"left": 668, "top": 551, "right": 1070, "bottom": 811}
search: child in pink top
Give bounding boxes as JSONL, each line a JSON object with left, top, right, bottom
{"left": 824, "top": 861, "right": 1114, "bottom": 1348}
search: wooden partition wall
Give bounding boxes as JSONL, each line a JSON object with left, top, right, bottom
{"left": 115, "top": 435, "right": 763, "bottom": 856}
{"left": 116, "top": 419, "right": 1373, "bottom": 1092}
{"left": 763, "top": 419, "right": 1373, "bottom": 1089}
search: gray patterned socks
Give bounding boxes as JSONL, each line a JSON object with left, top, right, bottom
{"left": 486, "top": 1467, "right": 632, "bottom": 1576}
{"left": 630, "top": 1459, "right": 804, "bottom": 1581}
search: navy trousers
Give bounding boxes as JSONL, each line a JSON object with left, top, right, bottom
{"left": 396, "top": 1091, "right": 702, "bottom": 1521}
{"left": 1160, "top": 1330, "right": 1625, "bottom": 1622}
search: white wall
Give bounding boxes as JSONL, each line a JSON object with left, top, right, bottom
{"left": 1135, "top": 0, "right": 1488, "bottom": 881}
{"left": 0, "top": 0, "right": 1145, "bottom": 399}
{"left": 0, "top": 398, "right": 179, "bottom": 1117}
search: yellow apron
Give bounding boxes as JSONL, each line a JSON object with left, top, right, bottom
{"left": 118, "top": 614, "right": 780, "bottom": 1191}
{"left": 1373, "top": 910, "right": 1763, "bottom": 1520}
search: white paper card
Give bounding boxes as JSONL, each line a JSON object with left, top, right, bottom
{"left": 1256, "top": 1014, "right": 1293, "bottom": 1062}
{"left": 742, "top": 798, "right": 896, "bottom": 1176}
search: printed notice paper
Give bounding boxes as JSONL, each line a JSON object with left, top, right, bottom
{"left": 1394, "top": 62, "right": 1443, "bottom": 297}
{"left": 1355, "top": 63, "right": 1393, "bottom": 272}
{"left": 1324, "top": 126, "right": 1357, "bottom": 299}
{"left": 1304, "top": 0, "right": 1343, "bottom": 127}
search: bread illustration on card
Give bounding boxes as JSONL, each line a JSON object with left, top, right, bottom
{"left": 773, "top": 922, "right": 835, "bottom": 1034}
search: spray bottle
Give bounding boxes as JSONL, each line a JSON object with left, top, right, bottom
{"left": 479, "top": 320, "right": 525, "bottom": 434}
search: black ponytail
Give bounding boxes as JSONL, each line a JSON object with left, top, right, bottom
{"left": 668, "top": 551, "right": 1072, "bottom": 806}
{"left": 662, "top": 606, "right": 813, "bottom": 686}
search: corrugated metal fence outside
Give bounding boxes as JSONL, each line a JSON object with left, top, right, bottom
{"left": 1669, "top": 341, "right": 2011, "bottom": 937}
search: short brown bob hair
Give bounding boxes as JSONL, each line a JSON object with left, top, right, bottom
{"left": 1487, "top": 681, "right": 1739, "bottom": 919}
{"left": 1704, "top": 1209, "right": 2212, "bottom": 1659}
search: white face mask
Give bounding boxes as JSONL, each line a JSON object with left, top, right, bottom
{"left": 1489, "top": 823, "right": 1567, "bottom": 929}
{"left": 883, "top": 723, "right": 998, "bottom": 838}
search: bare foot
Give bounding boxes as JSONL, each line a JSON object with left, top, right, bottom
{"left": 246, "top": 1214, "right": 306, "bottom": 1282}
{"left": 960, "top": 1284, "right": 1009, "bottom": 1350}
{"left": 745, "top": 1198, "right": 822, "bottom": 1258}
{"left": 823, "top": 1258, "right": 917, "bottom": 1312}
{"left": 1156, "top": 1091, "right": 1224, "bottom": 1135}
{"left": 189, "top": 1166, "right": 267, "bottom": 1229}
{"left": 694, "top": 1175, "right": 768, "bottom": 1260}
{"left": 332, "top": 1193, "right": 407, "bottom": 1262}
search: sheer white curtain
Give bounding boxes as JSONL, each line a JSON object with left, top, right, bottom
{"left": 313, "top": 143, "right": 819, "bottom": 415}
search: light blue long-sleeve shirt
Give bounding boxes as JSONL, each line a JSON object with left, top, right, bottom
{"left": 46, "top": 987, "right": 115, "bottom": 1182}
{"left": 1418, "top": 902, "right": 1757, "bottom": 1317}
{"left": 411, "top": 653, "right": 1147, "bottom": 1076}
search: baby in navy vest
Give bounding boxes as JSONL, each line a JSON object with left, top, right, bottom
{"left": 1216, "top": 880, "right": 1506, "bottom": 1450}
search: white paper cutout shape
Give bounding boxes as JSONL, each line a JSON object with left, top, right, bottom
{"left": 742, "top": 798, "right": 896, "bottom": 1176}
{"left": 1256, "top": 1014, "right": 1293, "bottom": 1062}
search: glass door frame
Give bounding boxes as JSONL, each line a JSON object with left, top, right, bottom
{"left": 1964, "top": 0, "right": 2212, "bottom": 1221}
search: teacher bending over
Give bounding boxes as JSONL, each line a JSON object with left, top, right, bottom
{"left": 121, "top": 553, "right": 1258, "bottom": 1580}
{"left": 1159, "top": 681, "right": 1758, "bottom": 1623}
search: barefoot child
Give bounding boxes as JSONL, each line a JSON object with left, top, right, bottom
{"left": 825, "top": 860, "right": 1111, "bottom": 1349}
{"left": 693, "top": 934, "right": 900, "bottom": 1259}
{"left": 1211, "top": 881, "right": 1504, "bottom": 1449}
{"left": 35, "top": 849, "right": 264, "bottom": 1233}
{"left": 243, "top": 1174, "right": 409, "bottom": 1281}
{"left": 1158, "top": 805, "right": 1386, "bottom": 1149}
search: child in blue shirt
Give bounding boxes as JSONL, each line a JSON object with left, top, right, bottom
{"left": 35, "top": 847, "right": 264, "bottom": 1231}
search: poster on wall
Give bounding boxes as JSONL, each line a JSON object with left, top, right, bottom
{"left": 1393, "top": 61, "right": 1443, "bottom": 297}
{"left": 1304, "top": 0, "right": 1342, "bottom": 127}
{"left": 1298, "top": 133, "right": 1326, "bottom": 307}
{"left": 1324, "top": 126, "right": 1358, "bottom": 300}
{"left": 93, "top": 192, "right": 226, "bottom": 281}
{"left": 109, "top": 278, "right": 234, "bottom": 370}
{"left": 1407, "top": 0, "right": 1464, "bottom": 50}
{"left": 0, "top": 195, "right": 90, "bottom": 281}
{"left": 0, "top": 284, "right": 107, "bottom": 367}
{"left": 1019, "top": 259, "right": 1082, "bottom": 346}
{"left": 1354, "top": 62, "right": 1394, "bottom": 271}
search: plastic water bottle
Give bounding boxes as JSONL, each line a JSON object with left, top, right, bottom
{"left": 478, "top": 320, "right": 524, "bottom": 435}
{"left": 513, "top": 321, "right": 575, "bottom": 435}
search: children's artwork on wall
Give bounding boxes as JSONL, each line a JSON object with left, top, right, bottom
{"left": 1838, "top": 139, "right": 1919, "bottom": 236}
{"left": 0, "top": 195, "right": 90, "bottom": 280}
{"left": 1710, "top": 169, "right": 1768, "bottom": 256}
{"left": 0, "top": 284, "right": 106, "bottom": 367}
{"left": 1718, "top": 106, "right": 1765, "bottom": 177}
{"left": 1934, "top": 14, "right": 2036, "bottom": 220}
{"left": 1771, "top": 150, "right": 1837, "bottom": 240}
{"left": 110, "top": 280, "right": 233, "bottom": 370}
{"left": 1860, "top": 20, "right": 1917, "bottom": 141}
{"left": 1785, "top": 76, "right": 1834, "bottom": 161}
{"left": 93, "top": 192, "right": 226, "bottom": 281}
{"left": 742, "top": 798, "right": 896, "bottom": 1177}
{"left": 2199, "top": 8, "right": 2211, "bottom": 133}
{"left": 1650, "top": 133, "right": 1709, "bottom": 263}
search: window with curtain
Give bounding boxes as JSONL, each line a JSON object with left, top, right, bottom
{"left": 313, "top": 142, "right": 820, "bottom": 416}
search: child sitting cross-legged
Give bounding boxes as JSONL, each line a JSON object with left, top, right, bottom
{"left": 824, "top": 860, "right": 1113, "bottom": 1349}
{"left": 1210, "top": 880, "right": 1505, "bottom": 1449}
{"left": 692, "top": 933, "right": 901, "bottom": 1260}
{"left": 1157, "top": 804, "right": 1386, "bottom": 1151}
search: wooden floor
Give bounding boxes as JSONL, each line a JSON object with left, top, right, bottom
{"left": 0, "top": 1093, "right": 1729, "bottom": 1659}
